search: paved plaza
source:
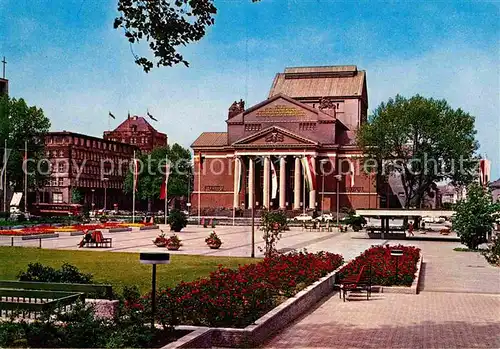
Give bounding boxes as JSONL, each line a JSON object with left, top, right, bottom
{"left": 2, "top": 225, "right": 499, "bottom": 348}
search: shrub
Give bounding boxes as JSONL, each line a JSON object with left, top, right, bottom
{"left": 482, "top": 235, "right": 500, "bottom": 266}
{"left": 342, "top": 214, "right": 367, "bottom": 231}
{"left": 17, "top": 262, "right": 93, "bottom": 284}
{"left": 167, "top": 209, "right": 187, "bottom": 232}
{"left": 338, "top": 245, "right": 421, "bottom": 286}
{"left": 453, "top": 184, "right": 500, "bottom": 250}
{"left": 260, "top": 210, "right": 287, "bottom": 257}
{"left": 153, "top": 252, "right": 343, "bottom": 328}
{"left": 205, "top": 231, "right": 222, "bottom": 246}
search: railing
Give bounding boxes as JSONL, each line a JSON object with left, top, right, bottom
{"left": 0, "top": 289, "right": 85, "bottom": 319}
{"left": 0, "top": 280, "right": 113, "bottom": 300}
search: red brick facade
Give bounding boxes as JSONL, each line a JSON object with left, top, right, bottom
{"left": 103, "top": 115, "right": 167, "bottom": 153}
{"left": 191, "top": 66, "right": 379, "bottom": 214}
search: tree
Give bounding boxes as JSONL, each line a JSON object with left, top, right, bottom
{"left": 452, "top": 184, "right": 500, "bottom": 250}
{"left": 124, "top": 143, "right": 192, "bottom": 211}
{"left": 259, "top": 210, "right": 287, "bottom": 257}
{"left": 114, "top": 0, "right": 260, "bottom": 72}
{"left": 71, "top": 189, "right": 83, "bottom": 204}
{"left": 357, "top": 95, "right": 478, "bottom": 208}
{"left": 0, "top": 95, "right": 51, "bottom": 203}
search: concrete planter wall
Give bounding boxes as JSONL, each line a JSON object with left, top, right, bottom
{"left": 162, "top": 265, "right": 343, "bottom": 348}
{"left": 140, "top": 225, "right": 159, "bottom": 230}
{"left": 21, "top": 233, "right": 59, "bottom": 240}
{"left": 86, "top": 299, "right": 119, "bottom": 319}
{"left": 108, "top": 227, "right": 132, "bottom": 233}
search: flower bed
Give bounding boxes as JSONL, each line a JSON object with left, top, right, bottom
{"left": 140, "top": 252, "right": 343, "bottom": 329}
{"left": 338, "top": 245, "right": 420, "bottom": 286}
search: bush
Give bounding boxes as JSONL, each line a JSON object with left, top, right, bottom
{"left": 152, "top": 252, "right": 343, "bottom": 328}
{"left": 338, "top": 245, "right": 421, "bottom": 286}
{"left": 482, "top": 235, "right": 500, "bottom": 266}
{"left": 167, "top": 209, "right": 187, "bottom": 232}
{"left": 342, "top": 214, "right": 367, "bottom": 231}
{"left": 260, "top": 210, "right": 287, "bottom": 257}
{"left": 453, "top": 184, "right": 500, "bottom": 250}
{"left": 17, "top": 262, "right": 93, "bottom": 284}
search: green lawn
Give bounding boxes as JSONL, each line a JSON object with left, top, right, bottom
{"left": 0, "top": 247, "right": 258, "bottom": 293}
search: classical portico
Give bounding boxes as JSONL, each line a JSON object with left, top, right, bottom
{"left": 191, "top": 65, "right": 378, "bottom": 215}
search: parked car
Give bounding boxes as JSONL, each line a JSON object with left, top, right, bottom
{"left": 294, "top": 213, "right": 313, "bottom": 222}
{"left": 318, "top": 213, "right": 334, "bottom": 222}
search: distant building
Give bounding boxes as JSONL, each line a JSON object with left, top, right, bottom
{"left": 490, "top": 179, "right": 500, "bottom": 203}
{"left": 42, "top": 131, "right": 137, "bottom": 210}
{"left": 103, "top": 115, "right": 167, "bottom": 153}
{"left": 0, "top": 78, "right": 7, "bottom": 96}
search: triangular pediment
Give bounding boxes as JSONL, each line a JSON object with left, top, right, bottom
{"left": 232, "top": 126, "right": 318, "bottom": 147}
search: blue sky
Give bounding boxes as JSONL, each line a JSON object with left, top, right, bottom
{"left": 1, "top": 0, "right": 499, "bottom": 178}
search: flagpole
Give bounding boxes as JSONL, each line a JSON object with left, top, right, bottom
{"left": 24, "top": 140, "right": 28, "bottom": 214}
{"left": 164, "top": 154, "right": 168, "bottom": 225}
{"left": 132, "top": 150, "right": 136, "bottom": 224}
{"left": 197, "top": 154, "right": 201, "bottom": 225}
{"left": 302, "top": 153, "right": 306, "bottom": 214}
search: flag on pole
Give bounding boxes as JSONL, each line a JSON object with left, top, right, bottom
{"left": 301, "top": 156, "right": 317, "bottom": 191}
{"left": 108, "top": 111, "right": 116, "bottom": 119}
{"left": 271, "top": 160, "right": 278, "bottom": 200}
{"left": 160, "top": 164, "right": 170, "bottom": 200}
{"left": 133, "top": 158, "right": 139, "bottom": 192}
{"left": 345, "top": 159, "right": 355, "bottom": 187}
{"left": 236, "top": 158, "right": 242, "bottom": 193}
{"left": 147, "top": 110, "right": 158, "bottom": 122}
{"left": 479, "top": 159, "right": 491, "bottom": 186}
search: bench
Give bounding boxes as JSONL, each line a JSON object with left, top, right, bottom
{"left": 79, "top": 231, "right": 112, "bottom": 248}
{"left": 339, "top": 265, "right": 372, "bottom": 302}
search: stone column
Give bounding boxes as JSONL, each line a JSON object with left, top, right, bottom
{"left": 309, "top": 157, "right": 316, "bottom": 209}
{"left": 248, "top": 157, "right": 254, "bottom": 209}
{"left": 233, "top": 157, "right": 240, "bottom": 208}
{"left": 293, "top": 157, "right": 301, "bottom": 210}
{"left": 263, "top": 156, "right": 270, "bottom": 209}
{"left": 279, "top": 156, "right": 286, "bottom": 209}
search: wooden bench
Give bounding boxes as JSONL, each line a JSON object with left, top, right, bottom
{"left": 83, "top": 238, "right": 112, "bottom": 248}
{"left": 339, "top": 265, "right": 372, "bottom": 302}
{"left": 80, "top": 231, "right": 112, "bottom": 248}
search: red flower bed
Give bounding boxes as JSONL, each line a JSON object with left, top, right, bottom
{"left": 135, "top": 252, "right": 343, "bottom": 328}
{"left": 338, "top": 245, "right": 420, "bottom": 286}
{"left": 0, "top": 229, "right": 52, "bottom": 236}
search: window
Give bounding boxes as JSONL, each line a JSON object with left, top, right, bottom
{"left": 58, "top": 163, "right": 65, "bottom": 172}
{"left": 52, "top": 193, "right": 63, "bottom": 203}
{"left": 245, "top": 124, "right": 261, "bottom": 132}
{"left": 299, "top": 122, "right": 316, "bottom": 131}
{"left": 58, "top": 178, "right": 64, "bottom": 186}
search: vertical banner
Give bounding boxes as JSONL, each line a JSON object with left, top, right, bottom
{"left": 271, "top": 160, "right": 278, "bottom": 200}
{"left": 301, "top": 156, "right": 317, "bottom": 191}
{"left": 160, "top": 164, "right": 170, "bottom": 200}
{"left": 133, "top": 158, "right": 139, "bottom": 192}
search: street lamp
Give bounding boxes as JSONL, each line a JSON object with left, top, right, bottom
{"left": 334, "top": 174, "right": 342, "bottom": 225}
{"left": 139, "top": 252, "right": 170, "bottom": 330}
{"left": 103, "top": 178, "right": 109, "bottom": 211}
{"left": 319, "top": 159, "right": 329, "bottom": 216}
{"left": 390, "top": 249, "right": 403, "bottom": 284}
{"left": 91, "top": 189, "right": 95, "bottom": 211}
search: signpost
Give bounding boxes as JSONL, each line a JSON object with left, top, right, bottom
{"left": 139, "top": 252, "right": 171, "bottom": 329}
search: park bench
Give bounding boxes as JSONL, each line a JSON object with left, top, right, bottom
{"left": 79, "top": 231, "right": 112, "bottom": 248}
{"left": 339, "top": 265, "right": 372, "bottom": 302}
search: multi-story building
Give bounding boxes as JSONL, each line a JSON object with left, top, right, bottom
{"left": 191, "top": 65, "right": 380, "bottom": 214}
{"left": 103, "top": 115, "right": 167, "bottom": 153}
{"left": 41, "top": 131, "right": 137, "bottom": 210}
{"left": 0, "top": 77, "right": 8, "bottom": 95}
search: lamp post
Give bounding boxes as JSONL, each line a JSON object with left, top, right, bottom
{"left": 103, "top": 178, "right": 109, "bottom": 211}
{"left": 390, "top": 249, "right": 403, "bottom": 284}
{"left": 319, "top": 159, "right": 329, "bottom": 216}
{"left": 334, "top": 174, "right": 342, "bottom": 225}
{"left": 91, "top": 189, "right": 95, "bottom": 212}
{"left": 139, "top": 252, "right": 171, "bottom": 330}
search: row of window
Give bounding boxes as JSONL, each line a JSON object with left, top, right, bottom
{"left": 75, "top": 179, "right": 122, "bottom": 189}
{"left": 109, "top": 137, "right": 149, "bottom": 145}
{"left": 46, "top": 135, "right": 133, "bottom": 153}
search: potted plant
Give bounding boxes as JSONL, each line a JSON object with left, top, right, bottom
{"left": 343, "top": 214, "right": 367, "bottom": 232}
{"left": 166, "top": 234, "right": 182, "bottom": 250}
{"left": 99, "top": 214, "right": 108, "bottom": 224}
{"left": 152, "top": 231, "right": 168, "bottom": 247}
{"left": 167, "top": 209, "right": 188, "bottom": 232}
{"left": 205, "top": 231, "right": 222, "bottom": 249}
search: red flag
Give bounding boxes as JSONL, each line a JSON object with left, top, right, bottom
{"left": 160, "top": 164, "right": 170, "bottom": 200}
{"left": 307, "top": 156, "right": 317, "bottom": 190}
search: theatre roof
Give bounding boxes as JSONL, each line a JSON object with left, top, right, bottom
{"left": 269, "top": 65, "right": 366, "bottom": 99}
{"left": 191, "top": 132, "right": 228, "bottom": 148}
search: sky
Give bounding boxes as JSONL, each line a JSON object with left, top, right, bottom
{"left": 0, "top": 0, "right": 499, "bottom": 178}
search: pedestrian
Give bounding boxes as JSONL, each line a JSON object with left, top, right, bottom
{"left": 408, "top": 221, "right": 414, "bottom": 236}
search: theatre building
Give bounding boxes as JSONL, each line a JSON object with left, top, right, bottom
{"left": 191, "top": 65, "right": 379, "bottom": 215}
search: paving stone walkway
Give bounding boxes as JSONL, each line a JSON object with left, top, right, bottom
{"left": 264, "top": 292, "right": 500, "bottom": 348}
